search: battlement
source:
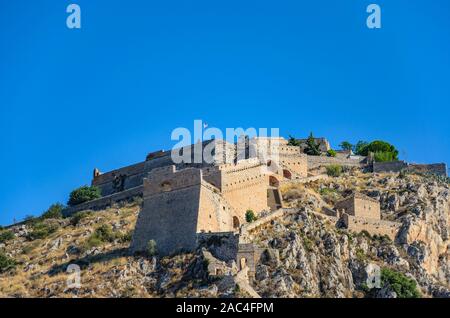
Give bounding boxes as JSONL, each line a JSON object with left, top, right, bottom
{"left": 143, "top": 166, "right": 204, "bottom": 197}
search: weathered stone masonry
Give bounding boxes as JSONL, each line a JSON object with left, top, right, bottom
{"left": 64, "top": 135, "right": 446, "bottom": 255}
{"left": 335, "top": 193, "right": 401, "bottom": 240}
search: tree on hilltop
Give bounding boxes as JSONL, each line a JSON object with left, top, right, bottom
{"left": 339, "top": 141, "right": 353, "bottom": 152}
{"left": 356, "top": 140, "right": 399, "bottom": 162}
{"left": 354, "top": 141, "right": 369, "bottom": 155}
{"left": 303, "top": 132, "right": 321, "bottom": 156}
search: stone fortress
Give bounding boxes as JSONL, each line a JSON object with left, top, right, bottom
{"left": 64, "top": 135, "right": 447, "bottom": 271}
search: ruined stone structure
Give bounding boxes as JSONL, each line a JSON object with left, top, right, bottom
{"left": 335, "top": 193, "right": 381, "bottom": 220}
{"left": 335, "top": 193, "right": 401, "bottom": 240}
{"left": 236, "top": 243, "right": 263, "bottom": 279}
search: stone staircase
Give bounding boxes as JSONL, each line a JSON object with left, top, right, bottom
{"left": 233, "top": 266, "right": 261, "bottom": 298}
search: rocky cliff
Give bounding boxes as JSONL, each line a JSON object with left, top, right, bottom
{"left": 0, "top": 170, "right": 449, "bottom": 298}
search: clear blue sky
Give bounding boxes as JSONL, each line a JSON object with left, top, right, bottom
{"left": 1, "top": 0, "right": 449, "bottom": 225}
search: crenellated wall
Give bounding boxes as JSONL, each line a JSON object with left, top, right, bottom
{"left": 130, "top": 162, "right": 269, "bottom": 256}
{"left": 220, "top": 160, "right": 269, "bottom": 220}
{"left": 92, "top": 161, "right": 147, "bottom": 196}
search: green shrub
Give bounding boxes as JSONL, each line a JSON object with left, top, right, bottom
{"left": 70, "top": 211, "right": 93, "bottom": 226}
{"left": 319, "top": 188, "right": 341, "bottom": 203}
{"left": 373, "top": 234, "right": 392, "bottom": 244}
{"left": 41, "top": 203, "right": 64, "bottom": 219}
{"left": 147, "top": 239, "right": 158, "bottom": 256}
{"left": 381, "top": 268, "right": 420, "bottom": 298}
{"left": 326, "top": 165, "right": 343, "bottom": 177}
{"left": 359, "top": 230, "right": 372, "bottom": 239}
{"left": 119, "top": 230, "right": 133, "bottom": 243}
{"left": 358, "top": 140, "right": 399, "bottom": 162}
{"left": 83, "top": 224, "right": 117, "bottom": 251}
{"left": 83, "top": 236, "right": 103, "bottom": 251}
{"left": 374, "top": 151, "right": 396, "bottom": 162}
{"left": 327, "top": 149, "right": 337, "bottom": 157}
{"left": 245, "top": 210, "right": 257, "bottom": 223}
{"left": 27, "top": 222, "right": 58, "bottom": 240}
{"left": 355, "top": 248, "right": 367, "bottom": 261}
{"left": 0, "top": 230, "right": 15, "bottom": 244}
{"left": 354, "top": 141, "right": 368, "bottom": 155}
{"left": 0, "top": 252, "right": 16, "bottom": 273}
{"left": 303, "top": 237, "right": 313, "bottom": 252}
{"left": 91, "top": 224, "right": 116, "bottom": 243}
{"left": 320, "top": 188, "right": 338, "bottom": 196}
{"left": 21, "top": 243, "right": 39, "bottom": 255}
{"left": 68, "top": 186, "right": 101, "bottom": 206}
{"left": 287, "top": 135, "right": 300, "bottom": 146}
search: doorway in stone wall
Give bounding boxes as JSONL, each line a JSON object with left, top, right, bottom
{"left": 233, "top": 216, "right": 240, "bottom": 229}
{"left": 283, "top": 169, "right": 292, "bottom": 179}
{"left": 269, "top": 176, "right": 279, "bottom": 187}
{"left": 240, "top": 257, "right": 247, "bottom": 270}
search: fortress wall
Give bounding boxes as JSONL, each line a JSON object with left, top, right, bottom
{"left": 279, "top": 145, "right": 301, "bottom": 155}
{"left": 343, "top": 214, "right": 401, "bottom": 240}
{"left": 92, "top": 162, "right": 146, "bottom": 185}
{"left": 334, "top": 197, "right": 355, "bottom": 215}
{"left": 197, "top": 181, "right": 236, "bottom": 233}
{"left": 353, "top": 197, "right": 380, "bottom": 220}
{"left": 243, "top": 208, "right": 285, "bottom": 233}
{"left": 222, "top": 177, "right": 269, "bottom": 222}
{"left": 131, "top": 167, "right": 204, "bottom": 255}
{"left": 63, "top": 185, "right": 143, "bottom": 216}
{"left": 132, "top": 165, "right": 241, "bottom": 255}
{"left": 143, "top": 166, "right": 202, "bottom": 196}
{"left": 220, "top": 162, "right": 269, "bottom": 219}
{"left": 280, "top": 154, "right": 308, "bottom": 177}
{"left": 91, "top": 140, "right": 235, "bottom": 197}
{"left": 213, "top": 139, "right": 236, "bottom": 165}
{"left": 201, "top": 166, "right": 222, "bottom": 189}
{"left": 91, "top": 153, "right": 176, "bottom": 197}
{"left": 94, "top": 172, "right": 147, "bottom": 197}
{"left": 131, "top": 185, "right": 202, "bottom": 255}
{"left": 169, "top": 139, "right": 235, "bottom": 167}
{"left": 373, "top": 161, "right": 447, "bottom": 176}
{"left": 373, "top": 161, "right": 408, "bottom": 173}
{"left": 307, "top": 155, "right": 366, "bottom": 170}
{"left": 92, "top": 162, "right": 147, "bottom": 196}
{"left": 408, "top": 163, "right": 447, "bottom": 177}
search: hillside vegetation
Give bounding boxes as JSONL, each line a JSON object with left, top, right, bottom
{"left": 0, "top": 171, "right": 449, "bottom": 298}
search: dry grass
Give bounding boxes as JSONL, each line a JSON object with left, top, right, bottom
{"left": 0, "top": 202, "right": 141, "bottom": 297}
